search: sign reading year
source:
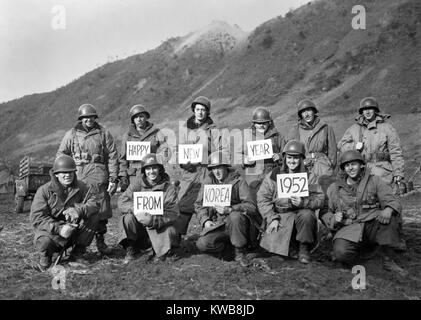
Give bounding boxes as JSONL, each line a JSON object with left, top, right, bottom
{"left": 276, "top": 173, "right": 309, "bottom": 198}
{"left": 126, "top": 141, "right": 151, "bottom": 161}
{"left": 133, "top": 191, "right": 163, "bottom": 216}
{"left": 202, "top": 184, "right": 232, "bottom": 207}
{"left": 246, "top": 139, "right": 273, "bottom": 161}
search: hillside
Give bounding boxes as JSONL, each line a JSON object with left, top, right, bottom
{"left": 0, "top": 0, "right": 420, "bottom": 177}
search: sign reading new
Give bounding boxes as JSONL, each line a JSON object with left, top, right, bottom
{"left": 178, "top": 144, "right": 203, "bottom": 164}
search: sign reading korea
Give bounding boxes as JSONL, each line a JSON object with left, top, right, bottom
{"left": 202, "top": 184, "right": 232, "bottom": 207}
{"left": 247, "top": 139, "right": 273, "bottom": 161}
{"left": 126, "top": 141, "right": 151, "bottom": 161}
{"left": 178, "top": 144, "right": 203, "bottom": 164}
{"left": 133, "top": 191, "right": 163, "bottom": 215}
{"left": 276, "top": 173, "right": 309, "bottom": 198}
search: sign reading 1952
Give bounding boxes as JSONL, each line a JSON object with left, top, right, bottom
{"left": 276, "top": 172, "right": 309, "bottom": 198}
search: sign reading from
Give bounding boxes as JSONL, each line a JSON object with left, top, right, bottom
{"left": 178, "top": 144, "right": 203, "bottom": 164}
{"left": 133, "top": 191, "right": 163, "bottom": 215}
{"left": 203, "top": 184, "right": 232, "bottom": 207}
{"left": 247, "top": 139, "right": 273, "bottom": 161}
{"left": 126, "top": 141, "right": 151, "bottom": 161}
{"left": 277, "top": 173, "right": 309, "bottom": 198}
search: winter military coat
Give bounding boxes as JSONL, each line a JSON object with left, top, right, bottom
{"left": 286, "top": 116, "right": 337, "bottom": 184}
{"left": 257, "top": 163, "right": 325, "bottom": 255}
{"left": 119, "top": 122, "right": 167, "bottom": 183}
{"left": 194, "top": 168, "right": 261, "bottom": 229}
{"left": 118, "top": 173, "right": 180, "bottom": 232}
{"left": 30, "top": 171, "right": 99, "bottom": 248}
{"left": 338, "top": 114, "right": 404, "bottom": 185}
{"left": 178, "top": 116, "right": 223, "bottom": 214}
{"left": 320, "top": 168, "right": 402, "bottom": 243}
{"left": 57, "top": 122, "right": 119, "bottom": 219}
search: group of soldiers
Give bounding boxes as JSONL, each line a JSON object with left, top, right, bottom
{"left": 29, "top": 95, "right": 407, "bottom": 275}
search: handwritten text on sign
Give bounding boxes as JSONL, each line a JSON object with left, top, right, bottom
{"left": 202, "top": 184, "right": 232, "bottom": 207}
{"left": 247, "top": 139, "right": 273, "bottom": 161}
{"left": 276, "top": 173, "right": 309, "bottom": 198}
{"left": 133, "top": 191, "right": 163, "bottom": 215}
{"left": 178, "top": 144, "right": 203, "bottom": 164}
{"left": 126, "top": 141, "right": 151, "bottom": 161}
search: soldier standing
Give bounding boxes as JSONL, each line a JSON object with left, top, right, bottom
{"left": 57, "top": 103, "right": 119, "bottom": 255}
{"left": 338, "top": 97, "right": 404, "bottom": 191}
{"left": 286, "top": 99, "right": 337, "bottom": 191}
{"left": 118, "top": 104, "right": 168, "bottom": 191}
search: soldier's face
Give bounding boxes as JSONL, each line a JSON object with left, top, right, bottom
{"left": 211, "top": 166, "right": 228, "bottom": 182}
{"left": 81, "top": 116, "right": 96, "bottom": 128}
{"left": 362, "top": 108, "right": 376, "bottom": 121}
{"left": 133, "top": 113, "right": 148, "bottom": 128}
{"left": 55, "top": 172, "right": 75, "bottom": 187}
{"left": 285, "top": 155, "right": 301, "bottom": 171}
{"left": 301, "top": 108, "right": 315, "bottom": 124}
{"left": 344, "top": 161, "right": 363, "bottom": 179}
{"left": 254, "top": 122, "right": 270, "bottom": 133}
{"left": 194, "top": 104, "right": 208, "bottom": 122}
{"left": 145, "top": 165, "right": 161, "bottom": 182}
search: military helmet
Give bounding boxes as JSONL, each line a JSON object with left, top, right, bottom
{"left": 359, "top": 97, "right": 380, "bottom": 114}
{"left": 339, "top": 150, "right": 365, "bottom": 170}
{"left": 207, "top": 150, "right": 231, "bottom": 169}
{"left": 78, "top": 103, "right": 98, "bottom": 120}
{"left": 297, "top": 99, "right": 318, "bottom": 117}
{"left": 252, "top": 107, "right": 272, "bottom": 123}
{"left": 53, "top": 155, "right": 77, "bottom": 173}
{"left": 130, "top": 104, "right": 150, "bottom": 121}
{"left": 282, "top": 140, "right": 306, "bottom": 158}
{"left": 191, "top": 96, "right": 211, "bottom": 113}
{"left": 141, "top": 153, "right": 164, "bottom": 174}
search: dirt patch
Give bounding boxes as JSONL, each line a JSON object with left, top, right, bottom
{"left": 0, "top": 190, "right": 420, "bottom": 300}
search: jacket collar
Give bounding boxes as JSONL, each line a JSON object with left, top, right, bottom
{"left": 269, "top": 161, "right": 306, "bottom": 181}
{"left": 140, "top": 172, "right": 170, "bottom": 191}
{"left": 186, "top": 115, "right": 215, "bottom": 130}
{"left": 298, "top": 116, "right": 321, "bottom": 130}
{"left": 47, "top": 169, "right": 80, "bottom": 202}
{"left": 207, "top": 168, "right": 241, "bottom": 185}
{"left": 355, "top": 113, "right": 391, "bottom": 128}
{"left": 337, "top": 168, "right": 371, "bottom": 201}
{"left": 74, "top": 121, "right": 102, "bottom": 134}
{"left": 251, "top": 125, "right": 279, "bottom": 139}
{"left": 128, "top": 122, "right": 156, "bottom": 139}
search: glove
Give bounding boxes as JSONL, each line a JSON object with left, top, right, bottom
{"left": 59, "top": 224, "right": 76, "bottom": 239}
{"left": 119, "top": 176, "right": 130, "bottom": 192}
{"left": 63, "top": 207, "right": 80, "bottom": 223}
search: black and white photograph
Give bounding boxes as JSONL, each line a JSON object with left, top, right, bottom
{"left": 0, "top": 0, "right": 420, "bottom": 303}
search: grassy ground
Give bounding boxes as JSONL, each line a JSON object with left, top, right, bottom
{"left": 0, "top": 186, "right": 420, "bottom": 300}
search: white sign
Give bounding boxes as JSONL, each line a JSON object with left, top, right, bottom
{"left": 247, "top": 139, "right": 273, "bottom": 161}
{"left": 276, "top": 173, "right": 309, "bottom": 198}
{"left": 202, "top": 184, "right": 232, "bottom": 207}
{"left": 178, "top": 144, "right": 203, "bottom": 164}
{"left": 133, "top": 191, "right": 163, "bottom": 215}
{"left": 126, "top": 141, "right": 151, "bottom": 161}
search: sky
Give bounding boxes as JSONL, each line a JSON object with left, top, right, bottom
{"left": 0, "top": 0, "right": 310, "bottom": 103}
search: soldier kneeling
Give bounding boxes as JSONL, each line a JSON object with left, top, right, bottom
{"left": 195, "top": 151, "right": 261, "bottom": 267}
{"left": 30, "top": 155, "right": 100, "bottom": 271}
{"left": 320, "top": 150, "right": 406, "bottom": 274}
{"left": 118, "top": 153, "right": 181, "bottom": 263}
{"left": 257, "top": 140, "right": 325, "bottom": 264}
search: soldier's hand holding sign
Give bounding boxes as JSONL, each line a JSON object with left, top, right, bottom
{"left": 290, "top": 195, "right": 303, "bottom": 208}
{"left": 136, "top": 211, "right": 153, "bottom": 226}
{"left": 267, "top": 220, "right": 280, "bottom": 234}
{"left": 215, "top": 205, "right": 232, "bottom": 216}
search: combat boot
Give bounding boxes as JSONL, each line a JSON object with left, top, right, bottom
{"left": 69, "top": 245, "right": 89, "bottom": 265}
{"left": 96, "top": 233, "right": 112, "bottom": 255}
{"left": 234, "top": 247, "right": 251, "bottom": 267}
{"left": 37, "top": 252, "right": 52, "bottom": 271}
{"left": 382, "top": 256, "right": 408, "bottom": 277}
{"left": 298, "top": 243, "right": 311, "bottom": 264}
